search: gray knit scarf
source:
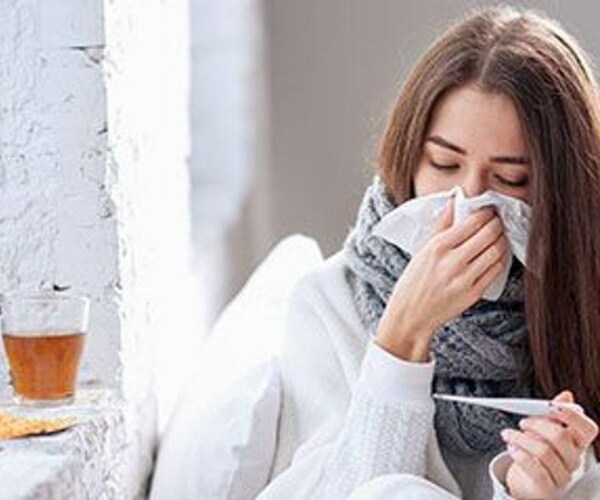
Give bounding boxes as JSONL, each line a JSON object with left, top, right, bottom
{"left": 343, "top": 176, "right": 542, "bottom": 457}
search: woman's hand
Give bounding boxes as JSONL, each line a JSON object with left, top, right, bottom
{"left": 375, "top": 196, "right": 510, "bottom": 361}
{"left": 502, "top": 390, "right": 599, "bottom": 499}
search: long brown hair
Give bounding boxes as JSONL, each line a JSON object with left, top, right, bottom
{"left": 377, "top": 5, "right": 600, "bottom": 458}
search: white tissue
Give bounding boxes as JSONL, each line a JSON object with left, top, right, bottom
{"left": 372, "top": 186, "right": 531, "bottom": 301}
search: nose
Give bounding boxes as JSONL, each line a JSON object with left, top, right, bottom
{"left": 461, "top": 171, "right": 487, "bottom": 198}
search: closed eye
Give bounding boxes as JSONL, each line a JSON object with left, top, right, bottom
{"left": 494, "top": 174, "right": 528, "bottom": 187}
{"left": 429, "top": 161, "right": 458, "bottom": 170}
{"left": 430, "top": 161, "right": 529, "bottom": 188}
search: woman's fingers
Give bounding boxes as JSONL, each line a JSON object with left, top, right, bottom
{"left": 463, "top": 233, "right": 509, "bottom": 285}
{"left": 549, "top": 407, "right": 600, "bottom": 449}
{"left": 472, "top": 258, "right": 506, "bottom": 296}
{"left": 431, "top": 197, "right": 455, "bottom": 234}
{"left": 506, "top": 447, "right": 557, "bottom": 494}
{"left": 502, "top": 428, "right": 572, "bottom": 487}
{"left": 518, "top": 417, "right": 581, "bottom": 471}
{"left": 548, "top": 390, "right": 599, "bottom": 449}
{"left": 440, "top": 207, "right": 496, "bottom": 248}
{"left": 455, "top": 216, "right": 504, "bottom": 265}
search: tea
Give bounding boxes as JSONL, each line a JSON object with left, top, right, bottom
{"left": 2, "top": 332, "right": 85, "bottom": 401}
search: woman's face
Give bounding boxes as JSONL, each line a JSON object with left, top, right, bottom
{"left": 413, "top": 84, "right": 531, "bottom": 203}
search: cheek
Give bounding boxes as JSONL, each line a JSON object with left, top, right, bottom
{"left": 413, "top": 163, "right": 454, "bottom": 197}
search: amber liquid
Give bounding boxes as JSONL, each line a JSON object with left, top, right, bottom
{"left": 2, "top": 332, "right": 85, "bottom": 400}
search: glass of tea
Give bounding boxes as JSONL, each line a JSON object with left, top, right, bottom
{"left": 0, "top": 292, "right": 90, "bottom": 406}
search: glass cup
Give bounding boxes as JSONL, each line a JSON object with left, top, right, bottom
{"left": 0, "top": 292, "right": 90, "bottom": 406}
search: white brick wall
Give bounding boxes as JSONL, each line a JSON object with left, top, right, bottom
{"left": 0, "top": 1, "right": 116, "bottom": 389}
{"left": 0, "top": 1, "right": 200, "bottom": 497}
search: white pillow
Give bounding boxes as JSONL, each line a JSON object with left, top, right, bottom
{"left": 149, "top": 234, "right": 323, "bottom": 500}
{"left": 150, "top": 358, "right": 281, "bottom": 499}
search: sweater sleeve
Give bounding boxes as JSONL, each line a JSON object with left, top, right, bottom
{"left": 489, "top": 451, "right": 517, "bottom": 499}
{"left": 257, "top": 280, "right": 443, "bottom": 500}
{"left": 321, "top": 339, "right": 436, "bottom": 495}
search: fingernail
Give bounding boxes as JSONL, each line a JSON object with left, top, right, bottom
{"left": 501, "top": 429, "right": 512, "bottom": 441}
{"left": 518, "top": 419, "right": 528, "bottom": 429}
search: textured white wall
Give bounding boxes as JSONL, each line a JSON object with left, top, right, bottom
{"left": 0, "top": 1, "right": 115, "bottom": 388}
{"left": 104, "top": 0, "right": 202, "bottom": 492}
{"left": 0, "top": 0, "right": 199, "bottom": 496}
{"left": 104, "top": 0, "right": 202, "bottom": 434}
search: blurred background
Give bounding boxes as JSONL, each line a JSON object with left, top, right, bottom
{"left": 189, "top": 0, "right": 600, "bottom": 330}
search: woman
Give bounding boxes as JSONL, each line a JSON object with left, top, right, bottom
{"left": 258, "top": 5, "right": 600, "bottom": 499}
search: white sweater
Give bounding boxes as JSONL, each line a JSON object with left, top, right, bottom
{"left": 257, "top": 251, "right": 600, "bottom": 499}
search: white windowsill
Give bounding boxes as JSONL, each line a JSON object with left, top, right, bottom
{"left": 0, "top": 387, "right": 129, "bottom": 499}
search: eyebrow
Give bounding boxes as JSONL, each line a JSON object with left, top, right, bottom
{"left": 426, "top": 135, "right": 531, "bottom": 165}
